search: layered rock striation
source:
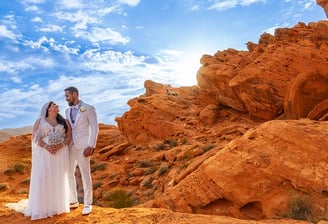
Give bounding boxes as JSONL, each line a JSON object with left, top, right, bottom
{"left": 145, "top": 119, "right": 328, "bottom": 220}
{"left": 197, "top": 21, "right": 328, "bottom": 121}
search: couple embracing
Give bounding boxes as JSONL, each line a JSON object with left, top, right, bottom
{"left": 24, "top": 86, "right": 99, "bottom": 220}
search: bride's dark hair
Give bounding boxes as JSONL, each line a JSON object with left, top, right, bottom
{"left": 46, "top": 102, "right": 68, "bottom": 132}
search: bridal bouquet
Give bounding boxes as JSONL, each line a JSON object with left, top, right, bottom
{"left": 48, "top": 131, "right": 64, "bottom": 146}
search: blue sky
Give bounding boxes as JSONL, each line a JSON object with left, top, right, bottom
{"left": 0, "top": 0, "right": 326, "bottom": 129}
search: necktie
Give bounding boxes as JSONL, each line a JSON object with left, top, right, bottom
{"left": 70, "top": 105, "right": 79, "bottom": 123}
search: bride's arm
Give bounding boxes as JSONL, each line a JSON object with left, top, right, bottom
{"left": 32, "top": 118, "right": 55, "bottom": 153}
{"left": 32, "top": 118, "right": 41, "bottom": 143}
{"left": 63, "top": 119, "right": 72, "bottom": 146}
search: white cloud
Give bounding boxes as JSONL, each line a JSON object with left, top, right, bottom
{"left": 208, "top": 0, "right": 265, "bottom": 10}
{"left": 24, "top": 36, "right": 50, "bottom": 49}
{"left": 0, "top": 56, "right": 54, "bottom": 77}
{"left": 32, "top": 16, "right": 43, "bottom": 22}
{"left": 0, "top": 61, "right": 18, "bottom": 74}
{"left": 191, "top": 5, "right": 200, "bottom": 11}
{"left": 25, "top": 6, "right": 40, "bottom": 12}
{"left": 23, "top": 35, "right": 79, "bottom": 55}
{"left": 10, "top": 76, "right": 22, "bottom": 83}
{"left": 58, "top": 0, "right": 84, "bottom": 9}
{"left": 263, "top": 21, "right": 289, "bottom": 35}
{"left": 80, "top": 50, "right": 145, "bottom": 72}
{"left": 208, "top": 0, "right": 238, "bottom": 10}
{"left": 38, "top": 24, "right": 64, "bottom": 32}
{"left": 0, "top": 25, "right": 17, "bottom": 39}
{"left": 20, "top": 0, "right": 46, "bottom": 3}
{"left": 118, "top": 0, "right": 140, "bottom": 7}
{"left": 0, "top": 111, "right": 16, "bottom": 119}
{"left": 302, "top": 0, "right": 315, "bottom": 9}
{"left": 264, "top": 26, "right": 278, "bottom": 35}
{"left": 159, "top": 49, "right": 183, "bottom": 58}
{"left": 25, "top": 56, "right": 55, "bottom": 68}
{"left": 54, "top": 10, "right": 99, "bottom": 31}
{"left": 240, "top": 0, "right": 265, "bottom": 6}
{"left": 5, "top": 45, "right": 19, "bottom": 52}
{"left": 75, "top": 27, "right": 130, "bottom": 44}
{"left": 0, "top": 14, "right": 22, "bottom": 41}
{"left": 0, "top": 86, "right": 48, "bottom": 124}
{"left": 52, "top": 43, "right": 80, "bottom": 55}
{"left": 97, "top": 6, "right": 117, "bottom": 16}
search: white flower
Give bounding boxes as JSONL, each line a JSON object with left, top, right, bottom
{"left": 80, "top": 106, "right": 86, "bottom": 112}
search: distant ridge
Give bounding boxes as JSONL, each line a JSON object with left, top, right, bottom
{"left": 0, "top": 126, "right": 32, "bottom": 143}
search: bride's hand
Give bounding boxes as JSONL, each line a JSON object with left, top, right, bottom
{"left": 45, "top": 145, "right": 56, "bottom": 154}
{"left": 53, "top": 143, "right": 64, "bottom": 152}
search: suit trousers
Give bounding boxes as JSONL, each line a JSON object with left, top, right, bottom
{"left": 68, "top": 144, "right": 92, "bottom": 205}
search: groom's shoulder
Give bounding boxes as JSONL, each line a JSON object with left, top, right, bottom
{"left": 82, "top": 102, "right": 96, "bottom": 111}
{"left": 82, "top": 102, "right": 94, "bottom": 108}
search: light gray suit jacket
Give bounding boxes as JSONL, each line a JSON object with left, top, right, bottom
{"left": 65, "top": 101, "right": 99, "bottom": 150}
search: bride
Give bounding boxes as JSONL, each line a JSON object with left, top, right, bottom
{"left": 20, "top": 101, "right": 71, "bottom": 220}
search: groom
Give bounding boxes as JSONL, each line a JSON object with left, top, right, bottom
{"left": 64, "top": 86, "right": 99, "bottom": 215}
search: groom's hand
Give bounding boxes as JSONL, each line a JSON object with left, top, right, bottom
{"left": 83, "top": 147, "right": 94, "bottom": 157}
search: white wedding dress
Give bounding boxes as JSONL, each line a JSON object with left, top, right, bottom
{"left": 6, "top": 120, "right": 70, "bottom": 220}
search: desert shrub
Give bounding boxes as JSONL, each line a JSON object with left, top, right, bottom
{"left": 109, "top": 173, "right": 118, "bottom": 179}
{"left": 163, "top": 138, "right": 177, "bottom": 148}
{"left": 154, "top": 143, "right": 166, "bottom": 151}
{"left": 145, "top": 190, "right": 154, "bottom": 198}
{"left": 90, "top": 159, "right": 96, "bottom": 165}
{"left": 142, "top": 178, "right": 153, "bottom": 189}
{"left": 19, "top": 189, "right": 28, "bottom": 194}
{"left": 139, "top": 160, "right": 152, "bottom": 168}
{"left": 4, "top": 168, "right": 15, "bottom": 176}
{"left": 102, "top": 188, "right": 136, "bottom": 208}
{"left": 135, "top": 146, "right": 143, "bottom": 151}
{"left": 127, "top": 172, "right": 134, "bottom": 178}
{"left": 284, "top": 193, "right": 314, "bottom": 222}
{"left": 202, "top": 144, "right": 216, "bottom": 152}
{"left": 179, "top": 160, "right": 190, "bottom": 170}
{"left": 181, "top": 138, "right": 188, "bottom": 144}
{"left": 4, "top": 162, "right": 27, "bottom": 176}
{"left": 93, "top": 182, "right": 102, "bottom": 190}
{"left": 13, "top": 163, "right": 26, "bottom": 174}
{"left": 158, "top": 162, "right": 168, "bottom": 176}
{"left": 20, "top": 178, "right": 30, "bottom": 185}
{"left": 91, "top": 162, "right": 107, "bottom": 173}
{"left": 144, "top": 167, "right": 155, "bottom": 175}
{"left": 0, "top": 183, "right": 9, "bottom": 191}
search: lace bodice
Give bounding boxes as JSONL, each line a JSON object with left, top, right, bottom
{"left": 39, "top": 120, "right": 65, "bottom": 146}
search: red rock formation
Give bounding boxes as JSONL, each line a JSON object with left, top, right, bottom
{"left": 285, "top": 72, "right": 328, "bottom": 119}
{"left": 117, "top": 21, "right": 328, "bottom": 145}
{"left": 145, "top": 119, "right": 328, "bottom": 220}
{"left": 114, "top": 7, "right": 328, "bottom": 222}
{"left": 197, "top": 21, "right": 328, "bottom": 121}
{"left": 317, "top": 0, "right": 328, "bottom": 17}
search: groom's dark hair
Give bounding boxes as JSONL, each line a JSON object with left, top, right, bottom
{"left": 65, "top": 86, "right": 79, "bottom": 96}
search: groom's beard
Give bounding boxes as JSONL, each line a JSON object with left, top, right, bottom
{"left": 68, "top": 101, "right": 74, "bottom": 106}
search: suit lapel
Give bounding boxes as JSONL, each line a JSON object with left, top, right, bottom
{"left": 68, "top": 102, "right": 84, "bottom": 126}
{"left": 74, "top": 109, "right": 81, "bottom": 124}
{"left": 74, "top": 102, "right": 84, "bottom": 124}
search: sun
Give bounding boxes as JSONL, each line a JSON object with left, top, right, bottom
{"left": 172, "top": 50, "right": 203, "bottom": 86}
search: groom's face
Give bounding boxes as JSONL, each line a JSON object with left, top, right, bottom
{"left": 65, "top": 90, "right": 74, "bottom": 106}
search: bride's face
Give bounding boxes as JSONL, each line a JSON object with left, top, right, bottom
{"left": 47, "top": 102, "right": 59, "bottom": 114}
